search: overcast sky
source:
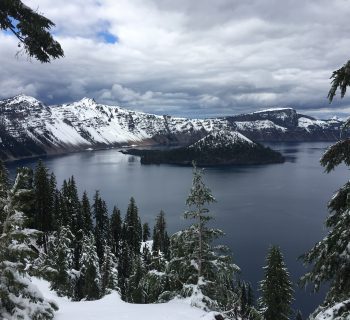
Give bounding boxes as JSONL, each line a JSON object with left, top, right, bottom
{"left": 1, "top": 0, "right": 350, "bottom": 118}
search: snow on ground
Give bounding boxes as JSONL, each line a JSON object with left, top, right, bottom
{"left": 31, "top": 278, "right": 215, "bottom": 320}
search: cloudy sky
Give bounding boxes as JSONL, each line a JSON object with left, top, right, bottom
{"left": 1, "top": 0, "right": 350, "bottom": 118}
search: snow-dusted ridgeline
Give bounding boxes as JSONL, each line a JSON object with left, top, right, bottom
{"left": 0, "top": 95, "right": 344, "bottom": 160}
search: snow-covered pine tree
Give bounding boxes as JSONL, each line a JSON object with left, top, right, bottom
{"left": 79, "top": 232, "right": 101, "bottom": 300}
{"left": 258, "top": 245, "right": 293, "bottom": 320}
{"left": 0, "top": 167, "right": 58, "bottom": 319}
{"left": 0, "top": 160, "right": 9, "bottom": 228}
{"left": 152, "top": 210, "right": 170, "bottom": 258}
{"left": 110, "top": 205, "right": 122, "bottom": 257}
{"left": 117, "top": 237, "right": 132, "bottom": 300}
{"left": 93, "top": 191, "right": 110, "bottom": 266}
{"left": 101, "top": 244, "right": 118, "bottom": 295}
{"left": 165, "top": 163, "right": 239, "bottom": 312}
{"left": 300, "top": 138, "right": 350, "bottom": 319}
{"left": 123, "top": 197, "right": 142, "bottom": 256}
{"left": 81, "top": 191, "right": 93, "bottom": 235}
{"left": 33, "top": 160, "right": 54, "bottom": 252}
{"left": 127, "top": 255, "right": 145, "bottom": 303}
{"left": 142, "top": 222, "right": 150, "bottom": 242}
{"left": 46, "top": 226, "right": 75, "bottom": 297}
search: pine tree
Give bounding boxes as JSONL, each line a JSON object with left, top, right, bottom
{"left": 123, "top": 197, "right": 142, "bottom": 255}
{"left": 142, "top": 222, "right": 150, "bottom": 242}
{"left": 110, "top": 206, "right": 122, "bottom": 257}
{"left": 0, "top": 160, "right": 9, "bottom": 228}
{"left": 47, "top": 226, "right": 75, "bottom": 297}
{"left": 33, "top": 160, "right": 54, "bottom": 252}
{"left": 165, "top": 163, "right": 239, "bottom": 311}
{"left": 101, "top": 244, "right": 118, "bottom": 295}
{"left": 79, "top": 233, "right": 101, "bottom": 300}
{"left": 258, "top": 246, "right": 293, "bottom": 320}
{"left": 127, "top": 255, "right": 145, "bottom": 303}
{"left": 81, "top": 191, "right": 93, "bottom": 235}
{"left": 93, "top": 191, "right": 110, "bottom": 265}
{"left": 300, "top": 137, "right": 350, "bottom": 315}
{"left": 0, "top": 168, "right": 58, "bottom": 319}
{"left": 152, "top": 210, "right": 170, "bottom": 258}
{"left": 118, "top": 237, "right": 132, "bottom": 300}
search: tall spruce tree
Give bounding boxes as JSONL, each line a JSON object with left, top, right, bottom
{"left": 123, "top": 197, "right": 142, "bottom": 255}
{"left": 110, "top": 206, "right": 122, "bottom": 257}
{"left": 79, "top": 233, "right": 101, "bottom": 300}
{"left": 81, "top": 191, "right": 93, "bottom": 235}
{"left": 93, "top": 191, "right": 110, "bottom": 265}
{"left": 300, "top": 73, "right": 350, "bottom": 317}
{"left": 0, "top": 160, "right": 9, "bottom": 228}
{"left": 258, "top": 246, "right": 293, "bottom": 320}
{"left": 142, "top": 222, "right": 150, "bottom": 242}
{"left": 152, "top": 210, "right": 170, "bottom": 258}
{"left": 0, "top": 167, "right": 58, "bottom": 319}
{"left": 33, "top": 160, "right": 54, "bottom": 252}
{"left": 165, "top": 163, "right": 239, "bottom": 312}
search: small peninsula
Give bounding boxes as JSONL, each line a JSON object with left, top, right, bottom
{"left": 122, "top": 130, "right": 285, "bottom": 166}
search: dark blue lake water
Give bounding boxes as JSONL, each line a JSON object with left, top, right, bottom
{"left": 6, "top": 142, "right": 347, "bottom": 316}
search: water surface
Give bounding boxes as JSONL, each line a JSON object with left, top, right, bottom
{"left": 7, "top": 142, "right": 346, "bottom": 316}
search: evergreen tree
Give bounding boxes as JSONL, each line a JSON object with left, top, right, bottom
{"left": 110, "top": 206, "right": 122, "bottom": 257}
{"left": 152, "top": 210, "right": 170, "bottom": 258}
{"left": 0, "top": 0, "right": 64, "bottom": 62}
{"left": 0, "top": 160, "right": 9, "bottom": 228}
{"left": 142, "top": 222, "right": 150, "bottom": 242}
{"left": 81, "top": 191, "right": 93, "bottom": 235}
{"left": 165, "top": 163, "right": 239, "bottom": 311}
{"left": 300, "top": 135, "right": 350, "bottom": 316}
{"left": 127, "top": 255, "right": 145, "bottom": 303}
{"left": 118, "top": 237, "right": 132, "bottom": 300}
{"left": 93, "top": 191, "right": 110, "bottom": 265}
{"left": 79, "top": 233, "right": 101, "bottom": 300}
{"left": 123, "top": 197, "right": 142, "bottom": 255}
{"left": 33, "top": 160, "right": 54, "bottom": 252}
{"left": 101, "top": 244, "right": 118, "bottom": 295}
{"left": 0, "top": 168, "right": 58, "bottom": 319}
{"left": 47, "top": 226, "right": 75, "bottom": 297}
{"left": 258, "top": 246, "right": 293, "bottom": 320}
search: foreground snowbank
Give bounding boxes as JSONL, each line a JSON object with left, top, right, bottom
{"left": 32, "top": 278, "right": 216, "bottom": 320}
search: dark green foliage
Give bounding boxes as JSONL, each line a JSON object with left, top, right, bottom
{"left": 152, "top": 210, "right": 170, "bottom": 258}
{"left": 127, "top": 256, "right": 145, "bottom": 303}
{"left": 123, "top": 197, "right": 142, "bottom": 255}
{"left": 0, "top": 160, "right": 9, "bottom": 224}
{"left": 123, "top": 136, "right": 284, "bottom": 166}
{"left": 328, "top": 60, "right": 350, "bottom": 102}
{"left": 142, "top": 222, "right": 150, "bottom": 242}
{"left": 320, "top": 139, "right": 350, "bottom": 173}
{"left": 165, "top": 164, "right": 239, "bottom": 311}
{"left": 81, "top": 191, "right": 93, "bottom": 235}
{"left": 93, "top": 191, "right": 110, "bottom": 266}
{"left": 101, "top": 245, "right": 118, "bottom": 295}
{"left": 79, "top": 233, "right": 101, "bottom": 300}
{"left": 110, "top": 206, "right": 122, "bottom": 256}
{"left": 0, "top": 168, "right": 58, "bottom": 319}
{"left": 0, "top": 0, "right": 64, "bottom": 62}
{"left": 259, "top": 246, "right": 293, "bottom": 320}
{"left": 118, "top": 240, "right": 132, "bottom": 300}
{"left": 33, "top": 160, "right": 54, "bottom": 251}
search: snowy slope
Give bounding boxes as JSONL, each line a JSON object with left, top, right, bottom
{"left": 0, "top": 95, "right": 345, "bottom": 160}
{"left": 31, "top": 278, "right": 216, "bottom": 320}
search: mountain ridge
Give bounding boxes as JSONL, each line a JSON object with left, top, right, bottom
{"left": 0, "top": 95, "right": 345, "bottom": 161}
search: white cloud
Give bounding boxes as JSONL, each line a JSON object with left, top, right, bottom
{"left": 1, "top": 0, "right": 350, "bottom": 117}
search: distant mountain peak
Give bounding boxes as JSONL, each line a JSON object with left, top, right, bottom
{"left": 77, "top": 97, "right": 97, "bottom": 106}
{"left": 7, "top": 94, "right": 43, "bottom": 106}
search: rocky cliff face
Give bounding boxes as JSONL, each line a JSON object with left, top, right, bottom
{"left": 0, "top": 95, "right": 345, "bottom": 161}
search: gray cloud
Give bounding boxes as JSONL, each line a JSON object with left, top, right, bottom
{"left": 1, "top": 0, "right": 350, "bottom": 118}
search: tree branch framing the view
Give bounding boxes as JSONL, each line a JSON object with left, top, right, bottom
{"left": 0, "top": 0, "right": 63, "bottom": 63}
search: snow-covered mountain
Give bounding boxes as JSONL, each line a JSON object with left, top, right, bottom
{"left": 0, "top": 95, "right": 345, "bottom": 160}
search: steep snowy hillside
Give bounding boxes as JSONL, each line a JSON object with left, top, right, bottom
{"left": 31, "top": 278, "right": 217, "bottom": 320}
{"left": 226, "top": 108, "right": 343, "bottom": 141}
{"left": 0, "top": 95, "right": 345, "bottom": 160}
